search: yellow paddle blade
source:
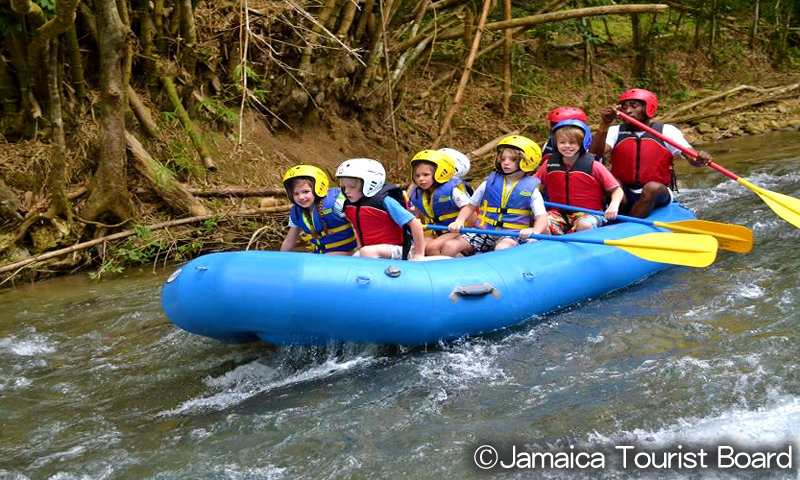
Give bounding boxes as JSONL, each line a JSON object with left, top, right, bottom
{"left": 604, "top": 233, "right": 718, "bottom": 268}
{"left": 738, "top": 178, "right": 800, "bottom": 229}
{"left": 653, "top": 220, "right": 754, "bottom": 253}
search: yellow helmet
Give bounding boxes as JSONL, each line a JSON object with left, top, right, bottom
{"left": 282, "top": 165, "right": 329, "bottom": 200}
{"left": 410, "top": 150, "right": 457, "bottom": 184}
{"left": 496, "top": 135, "right": 542, "bottom": 173}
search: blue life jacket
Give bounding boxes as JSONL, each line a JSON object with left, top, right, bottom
{"left": 408, "top": 178, "right": 466, "bottom": 226}
{"left": 290, "top": 188, "right": 357, "bottom": 253}
{"left": 477, "top": 172, "right": 540, "bottom": 230}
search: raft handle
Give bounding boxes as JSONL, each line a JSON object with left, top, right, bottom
{"left": 384, "top": 266, "right": 402, "bottom": 278}
{"left": 449, "top": 283, "right": 501, "bottom": 302}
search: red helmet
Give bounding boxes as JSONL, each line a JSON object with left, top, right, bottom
{"left": 618, "top": 88, "right": 658, "bottom": 118}
{"left": 547, "top": 107, "right": 588, "bottom": 124}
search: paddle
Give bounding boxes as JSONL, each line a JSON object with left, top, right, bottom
{"left": 616, "top": 110, "right": 800, "bottom": 229}
{"left": 543, "top": 201, "right": 753, "bottom": 253}
{"left": 425, "top": 224, "right": 718, "bottom": 268}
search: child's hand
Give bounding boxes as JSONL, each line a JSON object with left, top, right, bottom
{"left": 410, "top": 254, "right": 425, "bottom": 262}
{"left": 604, "top": 205, "right": 618, "bottom": 221}
{"left": 519, "top": 228, "right": 532, "bottom": 240}
{"left": 448, "top": 221, "right": 463, "bottom": 233}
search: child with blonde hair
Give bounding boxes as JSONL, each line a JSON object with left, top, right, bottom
{"left": 441, "top": 135, "right": 549, "bottom": 256}
{"left": 280, "top": 165, "right": 357, "bottom": 254}
{"left": 407, "top": 149, "right": 473, "bottom": 255}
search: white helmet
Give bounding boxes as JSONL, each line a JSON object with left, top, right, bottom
{"left": 438, "top": 148, "right": 470, "bottom": 179}
{"left": 335, "top": 158, "right": 386, "bottom": 197}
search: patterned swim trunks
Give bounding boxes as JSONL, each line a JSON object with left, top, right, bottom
{"left": 547, "top": 210, "right": 606, "bottom": 235}
{"left": 462, "top": 232, "right": 511, "bottom": 254}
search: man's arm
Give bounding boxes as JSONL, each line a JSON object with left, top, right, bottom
{"left": 589, "top": 105, "right": 617, "bottom": 157}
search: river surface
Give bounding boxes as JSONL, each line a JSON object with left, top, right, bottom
{"left": 1, "top": 132, "right": 798, "bottom": 479}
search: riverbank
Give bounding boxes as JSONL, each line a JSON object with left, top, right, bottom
{"left": 0, "top": 6, "right": 798, "bottom": 286}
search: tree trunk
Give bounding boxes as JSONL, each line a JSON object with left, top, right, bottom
{"left": 750, "top": 0, "right": 760, "bottom": 48}
{"left": 0, "top": 53, "right": 19, "bottom": 122}
{"left": 631, "top": 13, "right": 646, "bottom": 81}
{"left": 708, "top": 0, "right": 718, "bottom": 51}
{"left": 581, "top": 17, "right": 594, "bottom": 83}
{"left": 502, "top": 0, "right": 512, "bottom": 116}
{"left": 0, "top": 178, "right": 24, "bottom": 223}
{"left": 25, "top": 0, "right": 79, "bottom": 83}
{"left": 80, "top": 0, "right": 134, "bottom": 223}
{"left": 46, "top": 39, "right": 72, "bottom": 221}
{"left": 125, "top": 132, "right": 211, "bottom": 216}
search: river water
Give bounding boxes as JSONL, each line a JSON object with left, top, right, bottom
{"left": 1, "top": 132, "right": 798, "bottom": 479}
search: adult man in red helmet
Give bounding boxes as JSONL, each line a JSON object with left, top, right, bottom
{"left": 590, "top": 88, "right": 711, "bottom": 218}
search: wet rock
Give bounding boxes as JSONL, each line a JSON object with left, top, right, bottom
{"left": 785, "top": 119, "right": 800, "bottom": 130}
{"left": 713, "top": 118, "right": 730, "bottom": 129}
{"left": 695, "top": 122, "right": 717, "bottom": 134}
{"left": 743, "top": 122, "right": 763, "bottom": 134}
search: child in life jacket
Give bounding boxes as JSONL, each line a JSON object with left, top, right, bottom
{"left": 407, "top": 149, "right": 473, "bottom": 255}
{"left": 541, "top": 107, "right": 592, "bottom": 164}
{"left": 279, "top": 165, "right": 357, "bottom": 254}
{"left": 533, "top": 120, "right": 623, "bottom": 234}
{"left": 335, "top": 158, "right": 426, "bottom": 261}
{"left": 441, "top": 135, "right": 549, "bottom": 256}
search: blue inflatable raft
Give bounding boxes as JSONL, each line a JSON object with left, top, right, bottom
{"left": 161, "top": 203, "right": 697, "bottom": 346}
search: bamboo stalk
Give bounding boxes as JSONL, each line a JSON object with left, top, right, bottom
{"left": 160, "top": 75, "right": 217, "bottom": 171}
{"left": 430, "top": 0, "right": 492, "bottom": 148}
{"left": 65, "top": 25, "right": 86, "bottom": 100}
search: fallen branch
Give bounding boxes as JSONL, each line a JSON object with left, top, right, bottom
{"left": 665, "top": 83, "right": 800, "bottom": 125}
{"left": 186, "top": 186, "right": 286, "bottom": 197}
{"left": 468, "top": 130, "right": 519, "bottom": 158}
{"left": 128, "top": 85, "right": 159, "bottom": 137}
{"left": 395, "top": 4, "right": 669, "bottom": 53}
{"left": 0, "top": 207, "right": 290, "bottom": 276}
{"left": 660, "top": 84, "right": 785, "bottom": 121}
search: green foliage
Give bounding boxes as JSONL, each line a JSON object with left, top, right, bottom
{"left": 196, "top": 95, "right": 239, "bottom": 123}
{"left": 202, "top": 216, "right": 219, "bottom": 230}
{"left": 0, "top": 9, "right": 17, "bottom": 37}
{"left": 88, "top": 259, "right": 124, "bottom": 280}
{"left": 233, "top": 63, "right": 264, "bottom": 84}
{"left": 166, "top": 141, "right": 204, "bottom": 177}
{"left": 35, "top": 0, "right": 55, "bottom": 14}
{"left": 161, "top": 110, "right": 179, "bottom": 122}
{"left": 175, "top": 241, "right": 202, "bottom": 260}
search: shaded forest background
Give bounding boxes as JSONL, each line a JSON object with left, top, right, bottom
{"left": 0, "top": 0, "right": 798, "bottom": 285}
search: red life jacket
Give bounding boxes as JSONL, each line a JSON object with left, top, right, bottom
{"left": 610, "top": 122, "right": 674, "bottom": 189}
{"left": 544, "top": 152, "right": 605, "bottom": 211}
{"left": 344, "top": 184, "right": 410, "bottom": 255}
